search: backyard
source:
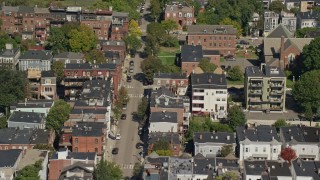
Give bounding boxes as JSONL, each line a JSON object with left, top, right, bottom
{"left": 158, "top": 47, "right": 180, "bottom": 65}
{"left": 235, "top": 50, "right": 258, "bottom": 59}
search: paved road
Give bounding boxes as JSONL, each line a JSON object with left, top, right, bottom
{"left": 111, "top": 0, "right": 151, "bottom": 178}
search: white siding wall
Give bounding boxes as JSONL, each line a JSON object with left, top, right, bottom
{"left": 291, "top": 144, "right": 319, "bottom": 160}
{"left": 239, "top": 142, "right": 281, "bottom": 161}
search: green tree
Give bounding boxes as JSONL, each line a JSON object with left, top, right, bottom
{"left": 228, "top": 106, "right": 247, "bottom": 130}
{"left": 129, "top": 19, "right": 142, "bottom": 37}
{"left": 47, "top": 27, "right": 69, "bottom": 54}
{"left": 112, "top": 101, "right": 122, "bottom": 121}
{"left": 93, "top": 159, "right": 123, "bottom": 180}
{"left": 118, "top": 86, "right": 129, "bottom": 105}
{"left": 295, "top": 27, "right": 317, "bottom": 38}
{"left": 198, "top": 59, "right": 217, "bottom": 73}
{"left": 150, "top": 0, "right": 162, "bottom": 21}
{"left": 20, "top": 39, "right": 36, "bottom": 52}
{"left": 274, "top": 118, "right": 288, "bottom": 128}
{"left": 147, "top": 23, "right": 166, "bottom": 43}
{"left": 85, "top": 49, "right": 105, "bottom": 64}
{"left": 221, "top": 171, "right": 239, "bottom": 180}
{"left": 219, "top": 18, "right": 243, "bottom": 37}
{"left": 132, "top": 163, "right": 143, "bottom": 179}
{"left": 228, "top": 66, "right": 243, "bottom": 81}
{"left": 269, "top": 0, "right": 286, "bottom": 13}
{"left": 52, "top": 61, "right": 64, "bottom": 81}
{"left": 161, "top": 19, "right": 178, "bottom": 34}
{"left": 15, "top": 160, "right": 42, "bottom": 180}
{"left": 68, "top": 24, "right": 97, "bottom": 53}
{"left": 305, "top": 103, "right": 314, "bottom": 126}
{"left": 141, "top": 56, "right": 164, "bottom": 83}
{"left": 292, "top": 70, "right": 320, "bottom": 111}
{"left": 123, "top": 35, "right": 142, "bottom": 54}
{"left": 0, "top": 70, "right": 28, "bottom": 106}
{"left": 219, "top": 145, "right": 234, "bottom": 157}
{"left": 0, "top": 117, "right": 7, "bottom": 129}
{"left": 153, "top": 140, "right": 173, "bottom": 156}
{"left": 0, "top": 33, "right": 18, "bottom": 50}
{"left": 46, "top": 100, "right": 72, "bottom": 133}
{"left": 301, "top": 37, "right": 320, "bottom": 72}
{"left": 137, "top": 97, "right": 148, "bottom": 121}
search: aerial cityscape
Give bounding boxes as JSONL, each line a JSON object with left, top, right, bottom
{"left": 0, "top": 0, "right": 319, "bottom": 179}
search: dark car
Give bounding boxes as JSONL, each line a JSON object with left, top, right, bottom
{"left": 136, "top": 142, "right": 143, "bottom": 149}
{"left": 130, "top": 61, "right": 134, "bottom": 66}
{"left": 112, "top": 148, "right": 119, "bottom": 155}
{"left": 225, "top": 55, "right": 236, "bottom": 61}
{"left": 240, "top": 40, "right": 249, "bottom": 45}
{"left": 121, "top": 114, "right": 126, "bottom": 120}
{"left": 127, "top": 75, "right": 132, "bottom": 82}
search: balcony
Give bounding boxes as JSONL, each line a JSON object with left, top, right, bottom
{"left": 270, "top": 90, "right": 283, "bottom": 95}
{"left": 193, "top": 92, "right": 205, "bottom": 96}
{"left": 249, "top": 90, "right": 262, "bottom": 95}
{"left": 249, "top": 98, "right": 262, "bottom": 102}
{"left": 270, "top": 106, "right": 283, "bottom": 111}
{"left": 192, "top": 107, "right": 202, "bottom": 111}
{"left": 250, "top": 83, "right": 262, "bottom": 87}
{"left": 249, "top": 106, "right": 263, "bottom": 110}
{"left": 192, "top": 99, "right": 204, "bottom": 104}
{"left": 270, "top": 98, "right": 282, "bottom": 102}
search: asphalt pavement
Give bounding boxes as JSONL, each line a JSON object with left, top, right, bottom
{"left": 109, "top": 0, "right": 151, "bottom": 177}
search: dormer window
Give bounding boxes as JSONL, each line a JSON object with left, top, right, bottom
{"left": 204, "top": 29, "right": 207, "bottom": 33}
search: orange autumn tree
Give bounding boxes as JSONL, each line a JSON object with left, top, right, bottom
{"left": 281, "top": 147, "right": 297, "bottom": 165}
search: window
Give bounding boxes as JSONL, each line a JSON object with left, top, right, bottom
{"left": 273, "top": 149, "right": 277, "bottom": 153}
{"left": 95, "top": 138, "right": 98, "bottom": 144}
{"left": 255, "top": 147, "right": 258, "bottom": 152}
{"left": 62, "top": 136, "right": 65, "bottom": 141}
{"left": 302, "top": 148, "right": 305, "bottom": 152}
{"left": 75, "top": 147, "right": 78, "bottom": 152}
{"left": 263, "top": 147, "right": 266, "bottom": 152}
{"left": 75, "top": 138, "right": 78, "bottom": 143}
{"left": 217, "top": 98, "right": 220, "bottom": 101}
{"left": 245, "top": 148, "right": 249, "bottom": 152}
{"left": 222, "top": 98, "right": 226, "bottom": 101}
{"left": 95, "top": 148, "right": 98, "bottom": 152}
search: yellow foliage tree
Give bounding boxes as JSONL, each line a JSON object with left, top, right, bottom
{"left": 219, "top": 18, "right": 243, "bottom": 37}
{"left": 129, "top": 19, "right": 142, "bottom": 37}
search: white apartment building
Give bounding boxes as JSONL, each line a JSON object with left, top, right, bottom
{"left": 193, "top": 132, "right": 235, "bottom": 157}
{"left": 236, "top": 125, "right": 282, "bottom": 161}
{"left": 280, "top": 126, "right": 320, "bottom": 161}
{"left": 191, "top": 73, "right": 228, "bottom": 120}
{"left": 149, "top": 111, "right": 178, "bottom": 133}
{"left": 297, "top": 11, "right": 319, "bottom": 29}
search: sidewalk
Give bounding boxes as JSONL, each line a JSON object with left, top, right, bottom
{"left": 105, "top": 124, "right": 118, "bottom": 162}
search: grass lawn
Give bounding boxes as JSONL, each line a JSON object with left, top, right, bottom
{"left": 158, "top": 47, "right": 180, "bottom": 65}
{"left": 227, "top": 79, "right": 244, "bottom": 86}
{"left": 220, "top": 57, "right": 225, "bottom": 62}
{"left": 192, "top": 116, "right": 210, "bottom": 122}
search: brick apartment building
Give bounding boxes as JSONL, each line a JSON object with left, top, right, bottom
{"left": 180, "top": 45, "right": 220, "bottom": 76}
{"left": 186, "top": 25, "right": 237, "bottom": 56}
{"left": 164, "top": 4, "right": 196, "bottom": 30}
{"left": 27, "top": 70, "right": 57, "bottom": 100}
{"left": 59, "top": 122, "right": 106, "bottom": 156}
{"left": 110, "top": 12, "right": 129, "bottom": 40}
{"left": 100, "top": 40, "right": 126, "bottom": 63}
{"left": 153, "top": 73, "right": 188, "bottom": 96}
{"left": 63, "top": 63, "right": 121, "bottom": 100}
{"left": 0, "top": 128, "right": 55, "bottom": 151}
{"left": 48, "top": 149, "right": 97, "bottom": 180}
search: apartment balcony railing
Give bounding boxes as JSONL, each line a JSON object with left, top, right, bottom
{"left": 270, "top": 106, "right": 283, "bottom": 110}
{"left": 270, "top": 98, "right": 282, "bottom": 102}
{"left": 250, "top": 83, "right": 263, "bottom": 87}
{"left": 249, "top": 90, "right": 262, "bottom": 95}
{"left": 270, "top": 83, "right": 284, "bottom": 87}
{"left": 270, "top": 90, "right": 283, "bottom": 95}
{"left": 192, "top": 99, "right": 204, "bottom": 104}
{"left": 249, "top": 98, "right": 262, "bottom": 102}
{"left": 193, "top": 92, "right": 205, "bottom": 96}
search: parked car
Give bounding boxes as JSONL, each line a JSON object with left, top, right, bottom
{"left": 121, "top": 114, "right": 127, "bottom": 120}
{"left": 112, "top": 148, "right": 119, "bottom": 154}
{"left": 225, "top": 55, "right": 236, "bottom": 61}
{"left": 130, "top": 61, "right": 134, "bottom": 66}
{"left": 122, "top": 103, "right": 127, "bottom": 110}
{"left": 127, "top": 75, "right": 132, "bottom": 82}
{"left": 108, "top": 133, "right": 116, "bottom": 140}
{"left": 136, "top": 142, "right": 143, "bottom": 149}
{"left": 129, "top": 67, "right": 134, "bottom": 73}
{"left": 116, "top": 134, "right": 121, "bottom": 140}
{"left": 240, "top": 40, "right": 249, "bottom": 45}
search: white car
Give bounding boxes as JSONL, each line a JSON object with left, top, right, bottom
{"left": 249, "top": 37, "right": 258, "bottom": 40}
{"left": 116, "top": 134, "right": 121, "bottom": 140}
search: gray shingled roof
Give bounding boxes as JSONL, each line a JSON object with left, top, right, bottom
{"left": 245, "top": 66, "right": 285, "bottom": 78}
{"left": 148, "top": 132, "right": 180, "bottom": 144}
{"left": 53, "top": 52, "right": 84, "bottom": 60}
{"left": 187, "top": 25, "right": 237, "bottom": 35}
{"left": 191, "top": 73, "right": 227, "bottom": 89}
{"left": 244, "top": 160, "right": 266, "bottom": 175}
{"left": 19, "top": 50, "right": 52, "bottom": 61}
{"left": 0, "top": 149, "right": 22, "bottom": 167}
{"left": 280, "top": 126, "right": 320, "bottom": 144}
{"left": 297, "top": 11, "right": 320, "bottom": 20}
{"left": 236, "top": 125, "right": 280, "bottom": 142}
{"left": 8, "top": 111, "right": 45, "bottom": 124}
{"left": 0, "top": 47, "right": 20, "bottom": 57}
{"left": 267, "top": 24, "right": 293, "bottom": 38}
{"left": 10, "top": 100, "right": 53, "bottom": 109}
{"left": 193, "top": 132, "right": 235, "bottom": 144}
{"left": 72, "top": 122, "right": 106, "bottom": 137}
{"left": 65, "top": 63, "right": 117, "bottom": 70}
{"left": 154, "top": 73, "right": 187, "bottom": 79}
{"left": 149, "top": 111, "right": 178, "bottom": 123}
{"left": 41, "top": 70, "right": 55, "bottom": 77}
{"left": 0, "top": 128, "right": 51, "bottom": 145}
{"left": 292, "top": 159, "right": 320, "bottom": 179}
{"left": 181, "top": 45, "right": 203, "bottom": 62}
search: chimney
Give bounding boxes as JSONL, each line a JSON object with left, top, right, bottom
{"left": 199, "top": 134, "right": 202, "bottom": 139}
{"left": 5, "top": 43, "right": 13, "bottom": 50}
{"left": 279, "top": 36, "right": 285, "bottom": 69}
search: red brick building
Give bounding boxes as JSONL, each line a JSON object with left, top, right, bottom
{"left": 164, "top": 4, "right": 196, "bottom": 30}
{"left": 0, "top": 128, "right": 55, "bottom": 151}
{"left": 59, "top": 122, "right": 106, "bottom": 156}
{"left": 180, "top": 45, "right": 220, "bottom": 76}
{"left": 63, "top": 63, "right": 121, "bottom": 100}
{"left": 100, "top": 40, "right": 127, "bottom": 64}
{"left": 48, "top": 149, "right": 97, "bottom": 180}
{"left": 153, "top": 73, "right": 188, "bottom": 96}
{"left": 186, "top": 25, "right": 237, "bottom": 56}
{"left": 110, "top": 12, "right": 129, "bottom": 40}
{"left": 80, "top": 9, "right": 112, "bottom": 41}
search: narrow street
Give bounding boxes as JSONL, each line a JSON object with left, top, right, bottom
{"left": 107, "top": 0, "right": 152, "bottom": 177}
